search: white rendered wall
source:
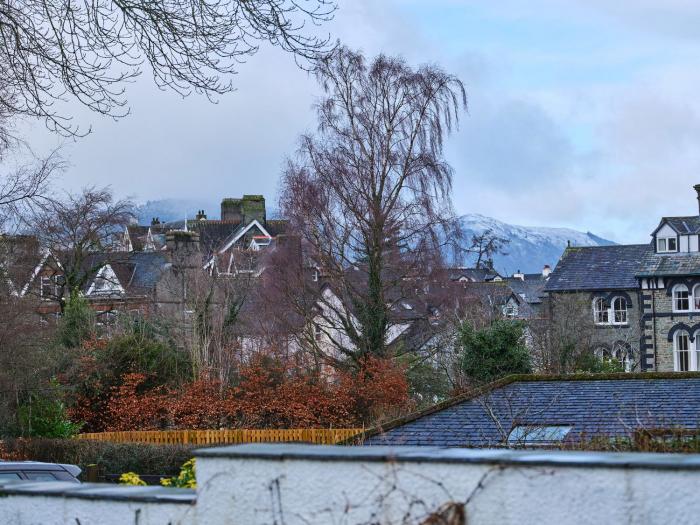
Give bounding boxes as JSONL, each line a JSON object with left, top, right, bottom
{"left": 0, "top": 493, "right": 193, "bottom": 524}
{"left": 4, "top": 445, "right": 700, "bottom": 524}
{"left": 193, "top": 445, "right": 700, "bottom": 525}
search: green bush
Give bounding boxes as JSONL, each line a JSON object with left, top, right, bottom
{"left": 17, "top": 394, "right": 82, "bottom": 439}
{"left": 58, "top": 293, "right": 95, "bottom": 348}
{"left": 459, "top": 320, "right": 532, "bottom": 383}
{"left": 0, "top": 438, "right": 196, "bottom": 476}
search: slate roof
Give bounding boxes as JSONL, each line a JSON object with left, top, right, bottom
{"left": 658, "top": 216, "right": 700, "bottom": 235}
{"left": 636, "top": 250, "right": 700, "bottom": 277}
{"left": 363, "top": 375, "right": 700, "bottom": 447}
{"left": 544, "top": 244, "right": 651, "bottom": 292}
{"left": 505, "top": 276, "right": 546, "bottom": 305}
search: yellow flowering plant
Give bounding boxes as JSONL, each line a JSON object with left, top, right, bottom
{"left": 119, "top": 472, "right": 146, "bottom": 486}
{"left": 160, "top": 459, "right": 196, "bottom": 489}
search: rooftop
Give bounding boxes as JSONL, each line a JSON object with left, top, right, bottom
{"left": 361, "top": 373, "right": 700, "bottom": 448}
{"left": 544, "top": 244, "right": 650, "bottom": 292}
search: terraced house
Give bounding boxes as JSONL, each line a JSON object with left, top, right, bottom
{"left": 545, "top": 184, "right": 700, "bottom": 373}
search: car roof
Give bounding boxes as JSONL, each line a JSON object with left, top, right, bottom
{"left": 0, "top": 461, "right": 81, "bottom": 476}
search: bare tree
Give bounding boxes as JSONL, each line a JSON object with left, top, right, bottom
{"left": 468, "top": 229, "right": 509, "bottom": 270}
{"left": 0, "top": 148, "right": 62, "bottom": 230}
{"left": 279, "top": 47, "right": 466, "bottom": 367}
{"left": 28, "top": 187, "right": 134, "bottom": 311}
{"left": 0, "top": 0, "right": 336, "bottom": 136}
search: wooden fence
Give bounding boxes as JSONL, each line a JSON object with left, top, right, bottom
{"left": 77, "top": 428, "right": 364, "bottom": 446}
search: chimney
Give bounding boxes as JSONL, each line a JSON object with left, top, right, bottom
{"left": 542, "top": 264, "right": 552, "bottom": 278}
{"left": 513, "top": 269, "right": 525, "bottom": 281}
{"left": 241, "top": 195, "right": 266, "bottom": 225}
{"left": 166, "top": 230, "right": 200, "bottom": 253}
{"left": 221, "top": 198, "right": 243, "bottom": 222}
{"left": 694, "top": 184, "right": 700, "bottom": 215}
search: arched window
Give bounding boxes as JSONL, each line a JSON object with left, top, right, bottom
{"left": 612, "top": 297, "right": 628, "bottom": 324}
{"left": 593, "top": 298, "right": 609, "bottom": 324}
{"left": 594, "top": 346, "right": 610, "bottom": 360}
{"left": 675, "top": 330, "right": 691, "bottom": 371}
{"left": 693, "top": 285, "right": 700, "bottom": 311}
{"left": 612, "top": 342, "right": 632, "bottom": 372}
{"left": 673, "top": 284, "right": 690, "bottom": 312}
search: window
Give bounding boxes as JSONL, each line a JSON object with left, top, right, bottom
{"left": 674, "top": 284, "right": 690, "bottom": 312}
{"left": 40, "top": 275, "right": 59, "bottom": 300}
{"left": 594, "top": 346, "right": 610, "bottom": 360}
{"left": 612, "top": 343, "right": 632, "bottom": 372}
{"left": 675, "top": 331, "right": 690, "bottom": 372}
{"left": 507, "top": 425, "right": 573, "bottom": 446}
{"left": 25, "top": 472, "right": 57, "bottom": 481}
{"left": 314, "top": 323, "right": 322, "bottom": 341}
{"left": 658, "top": 236, "right": 678, "bottom": 252}
{"left": 503, "top": 303, "right": 518, "bottom": 318}
{"left": 0, "top": 472, "right": 21, "bottom": 480}
{"left": 593, "top": 298, "right": 610, "bottom": 324}
{"left": 612, "top": 297, "right": 628, "bottom": 324}
{"left": 694, "top": 285, "right": 700, "bottom": 310}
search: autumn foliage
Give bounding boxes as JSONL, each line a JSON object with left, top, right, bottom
{"left": 70, "top": 353, "right": 411, "bottom": 432}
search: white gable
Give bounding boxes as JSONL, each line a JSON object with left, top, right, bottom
{"left": 86, "top": 264, "right": 125, "bottom": 297}
{"left": 656, "top": 223, "right": 677, "bottom": 238}
{"left": 218, "top": 220, "right": 271, "bottom": 254}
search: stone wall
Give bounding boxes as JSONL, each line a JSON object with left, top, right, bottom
{"left": 642, "top": 282, "right": 700, "bottom": 372}
{"left": 548, "top": 289, "right": 642, "bottom": 370}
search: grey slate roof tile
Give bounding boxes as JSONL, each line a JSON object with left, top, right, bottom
{"left": 365, "top": 378, "right": 700, "bottom": 447}
{"left": 544, "top": 244, "right": 651, "bottom": 292}
{"left": 661, "top": 216, "right": 700, "bottom": 234}
{"left": 636, "top": 250, "right": 700, "bottom": 277}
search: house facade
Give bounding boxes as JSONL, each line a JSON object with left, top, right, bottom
{"left": 545, "top": 184, "right": 700, "bottom": 373}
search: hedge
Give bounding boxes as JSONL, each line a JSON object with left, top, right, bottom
{"left": 0, "top": 438, "right": 195, "bottom": 476}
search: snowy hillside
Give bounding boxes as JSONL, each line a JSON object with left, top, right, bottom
{"left": 457, "top": 213, "right": 616, "bottom": 275}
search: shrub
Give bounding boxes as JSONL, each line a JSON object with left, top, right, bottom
{"left": 16, "top": 380, "right": 82, "bottom": 439}
{"left": 0, "top": 438, "right": 195, "bottom": 476}
{"left": 161, "top": 459, "right": 196, "bottom": 488}
{"left": 58, "top": 293, "right": 95, "bottom": 348}
{"left": 459, "top": 320, "right": 532, "bottom": 383}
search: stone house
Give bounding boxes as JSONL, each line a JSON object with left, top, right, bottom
{"left": 545, "top": 184, "right": 700, "bottom": 372}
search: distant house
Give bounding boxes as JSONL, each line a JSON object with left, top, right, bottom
{"left": 362, "top": 373, "right": 700, "bottom": 447}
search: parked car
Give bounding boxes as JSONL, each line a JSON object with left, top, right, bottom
{"left": 0, "top": 461, "right": 81, "bottom": 483}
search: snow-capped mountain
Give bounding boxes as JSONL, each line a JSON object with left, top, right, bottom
{"left": 457, "top": 213, "right": 616, "bottom": 275}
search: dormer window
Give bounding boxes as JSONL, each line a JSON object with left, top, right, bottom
{"left": 657, "top": 236, "right": 677, "bottom": 253}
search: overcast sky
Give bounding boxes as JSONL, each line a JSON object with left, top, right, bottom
{"left": 24, "top": 0, "right": 700, "bottom": 243}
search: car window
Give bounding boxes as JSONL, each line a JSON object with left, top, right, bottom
{"left": 25, "top": 472, "right": 58, "bottom": 481}
{"left": 0, "top": 472, "right": 22, "bottom": 480}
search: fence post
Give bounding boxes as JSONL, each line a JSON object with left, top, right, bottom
{"left": 84, "top": 464, "right": 101, "bottom": 483}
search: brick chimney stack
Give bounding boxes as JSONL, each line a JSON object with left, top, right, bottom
{"left": 694, "top": 184, "right": 700, "bottom": 215}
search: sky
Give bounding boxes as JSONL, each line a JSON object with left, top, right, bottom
{"left": 22, "top": 0, "right": 700, "bottom": 243}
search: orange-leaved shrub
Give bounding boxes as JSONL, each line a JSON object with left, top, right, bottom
{"left": 97, "top": 355, "right": 411, "bottom": 431}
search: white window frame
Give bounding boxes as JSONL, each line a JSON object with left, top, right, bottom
{"left": 593, "top": 297, "right": 610, "bottom": 324}
{"left": 657, "top": 236, "right": 678, "bottom": 253}
{"left": 674, "top": 331, "right": 692, "bottom": 372}
{"left": 611, "top": 296, "right": 628, "bottom": 325}
{"left": 673, "top": 284, "right": 690, "bottom": 312}
{"left": 39, "top": 275, "right": 59, "bottom": 300}
{"left": 611, "top": 343, "right": 632, "bottom": 372}
{"left": 693, "top": 284, "right": 700, "bottom": 311}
